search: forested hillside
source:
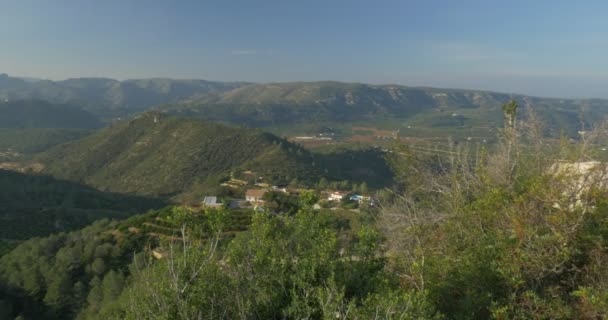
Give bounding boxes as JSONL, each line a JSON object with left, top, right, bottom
{"left": 35, "top": 113, "right": 325, "bottom": 199}
{"left": 0, "top": 170, "right": 165, "bottom": 255}
{"left": 163, "top": 82, "right": 606, "bottom": 135}
{"left": 2, "top": 103, "right": 608, "bottom": 319}
{"left": 0, "top": 100, "right": 101, "bottom": 129}
{"left": 0, "top": 100, "right": 100, "bottom": 159}
{"left": 0, "top": 218, "right": 145, "bottom": 319}
{"left": 0, "top": 201, "right": 395, "bottom": 320}
{"left": 0, "top": 128, "right": 92, "bottom": 156}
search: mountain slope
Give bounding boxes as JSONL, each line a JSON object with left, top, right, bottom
{"left": 0, "top": 169, "right": 165, "bottom": 255}
{"left": 0, "top": 128, "right": 92, "bottom": 156}
{"left": 0, "top": 99, "right": 102, "bottom": 129}
{"left": 164, "top": 82, "right": 604, "bottom": 134}
{"left": 0, "top": 74, "right": 246, "bottom": 116}
{"left": 169, "top": 82, "right": 442, "bottom": 126}
{"left": 36, "top": 113, "right": 324, "bottom": 198}
{"left": 3, "top": 74, "right": 603, "bottom": 134}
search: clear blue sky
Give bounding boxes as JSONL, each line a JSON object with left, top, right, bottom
{"left": 2, "top": 0, "right": 608, "bottom": 98}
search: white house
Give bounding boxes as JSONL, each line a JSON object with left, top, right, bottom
{"left": 349, "top": 194, "right": 372, "bottom": 204}
{"left": 328, "top": 191, "right": 347, "bottom": 201}
{"left": 246, "top": 189, "right": 267, "bottom": 203}
{"left": 203, "top": 196, "right": 222, "bottom": 208}
{"left": 272, "top": 185, "right": 289, "bottom": 193}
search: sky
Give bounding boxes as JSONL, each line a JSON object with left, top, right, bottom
{"left": 2, "top": 0, "right": 608, "bottom": 98}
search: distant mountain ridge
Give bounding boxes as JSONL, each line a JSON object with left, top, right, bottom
{"left": 0, "top": 73, "right": 247, "bottom": 116}
{"left": 1, "top": 73, "right": 606, "bottom": 133}
{"left": 165, "top": 82, "right": 604, "bottom": 133}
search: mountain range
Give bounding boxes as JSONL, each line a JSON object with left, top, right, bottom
{"left": 0, "top": 73, "right": 245, "bottom": 117}
{"left": 166, "top": 82, "right": 604, "bottom": 134}
{"left": 1, "top": 73, "right": 605, "bottom": 135}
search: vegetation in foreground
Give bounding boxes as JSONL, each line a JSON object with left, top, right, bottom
{"left": 1, "top": 102, "right": 608, "bottom": 319}
{"left": 380, "top": 104, "right": 608, "bottom": 318}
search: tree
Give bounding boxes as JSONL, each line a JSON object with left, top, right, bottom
{"left": 0, "top": 299, "right": 13, "bottom": 320}
{"left": 124, "top": 226, "right": 229, "bottom": 319}
{"left": 43, "top": 272, "right": 72, "bottom": 313}
{"left": 359, "top": 182, "right": 369, "bottom": 194}
{"left": 299, "top": 190, "right": 319, "bottom": 209}
{"left": 86, "top": 277, "right": 103, "bottom": 315}
{"left": 338, "top": 180, "right": 350, "bottom": 191}
{"left": 317, "top": 177, "right": 329, "bottom": 190}
{"left": 116, "top": 208, "right": 432, "bottom": 319}
{"left": 263, "top": 191, "right": 300, "bottom": 214}
{"left": 91, "top": 258, "right": 107, "bottom": 276}
{"left": 380, "top": 112, "right": 608, "bottom": 318}
{"left": 71, "top": 281, "right": 87, "bottom": 314}
{"left": 101, "top": 271, "right": 125, "bottom": 303}
{"left": 502, "top": 99, "right": 518, "bottom": 129}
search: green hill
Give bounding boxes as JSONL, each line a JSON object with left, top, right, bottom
{"left": 0, "top": 99, "right": 102, "bottom": 129}
{"left": 36, "top": 113, "right": 325, "bottom": 199}
{"left": 0, "top": 100, "right": 100, "bottom": 158}
{"left": 0, "top": 169, "right": 165, "bottom": 255}
{"left": 0, "top": 128, "right": 92, "bottom": 157}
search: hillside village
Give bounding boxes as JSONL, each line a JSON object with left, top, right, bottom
{"left": 202, "top": 180, "right": 377, "bottom": 213}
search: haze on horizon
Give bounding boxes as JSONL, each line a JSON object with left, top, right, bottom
{"left": 2, "top": 0, "right": 608, "bottom": 99}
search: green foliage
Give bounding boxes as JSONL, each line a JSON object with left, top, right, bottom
{"left": 382, "top": 125, "right": 608, "bottom": 319}
{"left": 0, "top": 128, "right": 92, "bottom": 155}
{"left": 262, "top": 191, "right": 301, "bottom": 214}
{"left": 317, "top": 147, "right": 393, "bottom": 190}
{"left": 355, "top": 290, "right": 443, "bottom": 320}
{"left": 0, "top": 220, "right": 141, "bottom": 319}
{"left": 119, "top": 210, "right": 439, "bottom": 319}
{"left": 0, "top": 99, "right": 102, "bottom": 129}
{"left": 502, "top": 100, "right": 518, "bottom": 119}
{"left": 0, "top": 169, "right": 165, "bottom": 243}
{"left": 359, "top": 182, "right": 369, "bottom": 194}
{"left": 5, "top": 106, "right": 608, "bottom": 320}
{"left": 0, "top": 199, "right": 439, "bottom": 320}
{"left": 299, "top": 190, "right": 320, "bottom": 209}
{"left": 37, "top": 113, "right": 326, "bottom": 199}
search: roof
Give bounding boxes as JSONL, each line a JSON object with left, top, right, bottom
{"left": 246, "top": 189, "right": 267, "bottom": 198}
{"left": 203, "top": 196, "right": 220, "bottom": 206}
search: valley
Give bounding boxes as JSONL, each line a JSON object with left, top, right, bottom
{"left": 1, "top": 77, "right": 608, "bottom": 319}
{"left": 5, "top": 2, "right": 608, "bottom": 318}
{"left": 0, "top": 74, "right": 604, "bottom": 142}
